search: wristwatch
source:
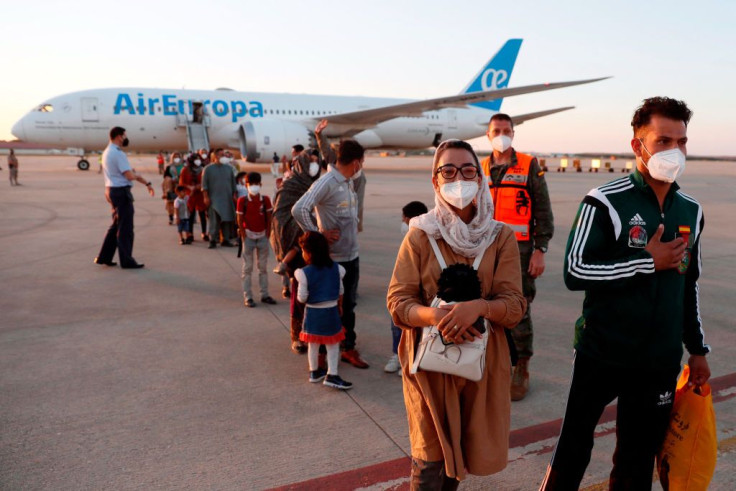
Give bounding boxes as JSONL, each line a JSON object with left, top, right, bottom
{"left": 146, "top": 181, "right": 152, "bottom": 187}
{"left": 535, "top": 245, "right": 548, "bottom": 253}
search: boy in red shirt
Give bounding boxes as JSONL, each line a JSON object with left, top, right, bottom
{"left": 237, "top": 172, "right": 277, "bottom": 308}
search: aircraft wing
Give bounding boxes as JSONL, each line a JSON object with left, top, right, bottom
{"left": 511, "top": 106, "right": 576, "bottom": 126}
{"left": 323, "top": 77, "right": 609, "bottom": 132}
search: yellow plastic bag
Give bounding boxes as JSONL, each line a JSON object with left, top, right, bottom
{"left": 657, "top": 365, "right": 717, "bottom": 491}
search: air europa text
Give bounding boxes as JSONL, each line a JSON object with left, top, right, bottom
{"left": 113, "top": 93, "right": 264, "bottom": 123}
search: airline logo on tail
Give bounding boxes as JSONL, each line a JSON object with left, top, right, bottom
{"left": 462, "top": 38, "right": 522, "bottom": 112}
{"left": 481, "top": 68, "right": 508, "bottom": 91}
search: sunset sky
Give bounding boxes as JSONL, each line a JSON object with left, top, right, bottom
{"left": 2, "top": 0, "right": 734, "bottom": 156}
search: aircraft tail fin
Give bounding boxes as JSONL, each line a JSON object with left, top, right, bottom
{"left": 461, "top": 39, "right": 523, "bottom": 112}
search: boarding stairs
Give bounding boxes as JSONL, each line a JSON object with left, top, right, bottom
{"left": 177, "top": 112, "right": 211, "bottom": 152}
{"left": 186, "top": 120, "right": 210, "bottom": 153}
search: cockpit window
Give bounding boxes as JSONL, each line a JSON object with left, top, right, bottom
{"left": 35, "top": 104, "right": 54, "bottom": 112}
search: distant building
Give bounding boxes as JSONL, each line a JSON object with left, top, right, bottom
{"left": 0, "top": 141, "right": 81, "bottom": 156}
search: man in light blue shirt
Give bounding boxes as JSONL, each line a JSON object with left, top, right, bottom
{"left": 292, "top": 119, "right": 369, "bottom": 369}
{"left": 95, "top": 127, "right": 154, "bottom": 269}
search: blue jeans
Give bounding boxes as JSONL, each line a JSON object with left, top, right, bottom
{"left": 177, "top": 218, "right": 190, "bottom": 234}
{"left": 391, "top": 320, "right": 401, "bottom": 354}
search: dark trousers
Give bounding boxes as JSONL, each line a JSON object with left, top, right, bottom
{"left": 410, "top": 458, "right": 459, "bottom": 491}
{"left": 338, "top": 257, "right": 359, "bottom": 350}
{"left": 289, "top": 276, "right": 305, "bottom": 342}
{"left": 208, "top": 207, "right": 232, "bottom": 243}
{"left": 97, "top": 186, "right": 136, "bottom": 266}
{"left": 391, "top": 320, "right": 401, "bottom": 354}
{"left": 188, "top": 210, "right": 207, "bottom": 235}
{"left": 542, "top": 352, "right": 678, "bottom": 490}
{"left": 512, "top": 246, "right": 536, "bottom": 358}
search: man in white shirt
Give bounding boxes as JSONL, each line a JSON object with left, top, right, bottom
{"left": 94, "top": 127, "right": 154, "bottom": 269}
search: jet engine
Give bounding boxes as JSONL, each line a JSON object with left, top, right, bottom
{"left": 238, "top": 120, "right": 314, "bottom": 163}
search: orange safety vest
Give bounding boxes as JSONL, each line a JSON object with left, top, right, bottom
{"left": 481, "top": 152, "right": 534, "bottom": 242}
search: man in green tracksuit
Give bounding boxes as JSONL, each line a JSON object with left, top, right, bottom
{"left": 541, "top": 97, "right": 711, "bottom": 490}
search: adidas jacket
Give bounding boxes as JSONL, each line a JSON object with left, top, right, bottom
{"left": 563, "top": 170, "right": 710, "bottom": 372}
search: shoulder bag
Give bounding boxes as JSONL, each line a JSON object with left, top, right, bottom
{"left": 410, "top": 236, "right": 490, "bottom": 381}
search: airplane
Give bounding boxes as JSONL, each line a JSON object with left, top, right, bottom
{"left": 11, "top": 39, "right": 608, "bottom": 170}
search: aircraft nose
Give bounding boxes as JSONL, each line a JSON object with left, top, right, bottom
{"left": 11, "top": 118, "right": 26, "bottom": 141}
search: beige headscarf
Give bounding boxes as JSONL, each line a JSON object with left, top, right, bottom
{"left": 410, "top": 140, "right": 503, "bottom": 258}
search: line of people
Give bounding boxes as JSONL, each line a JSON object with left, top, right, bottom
{"left": 162, "top": 147, "right": 240, "bottom": 247}
{"left": 153, "top": 121, "right": 371, "bottom": 385}
{"left": 95, "top": 96, "right": 712, "bottom": 489}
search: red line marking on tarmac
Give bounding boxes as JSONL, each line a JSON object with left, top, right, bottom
{"left": 268, "top": 457, "right": 411, "bottom": 491}
{"left": 274, "top": 372, "right": 736, "bottom": 490}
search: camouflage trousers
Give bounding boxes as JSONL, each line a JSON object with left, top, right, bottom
{"left": 512, "top": 248, "right": 536, "bottom": 359}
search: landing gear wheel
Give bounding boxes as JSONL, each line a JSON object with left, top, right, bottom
{"left": 78, "top": 159, "right": 90, "bottom": 171}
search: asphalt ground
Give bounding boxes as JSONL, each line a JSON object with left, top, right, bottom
{"left": 1, "top": 155, "right": 734, "bottom": 490}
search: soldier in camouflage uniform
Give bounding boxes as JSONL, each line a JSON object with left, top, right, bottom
{"left": 481, "top": 113, "right": 554, "bottom": 401}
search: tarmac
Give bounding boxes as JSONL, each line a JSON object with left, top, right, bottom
{"left": 1, "top": 155, "right": 734, "bottom": 490}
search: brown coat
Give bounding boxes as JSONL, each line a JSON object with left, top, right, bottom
{"left": 387, "top": 225, "right": 526, "bottom": 480}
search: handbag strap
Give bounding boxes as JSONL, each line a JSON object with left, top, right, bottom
{"left": 427, "top": 235, "right": 484, "bottom": 271}
{"left": 427, "top": 235, "right": 448, "bottom": 269}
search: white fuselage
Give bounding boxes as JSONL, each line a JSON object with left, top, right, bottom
{"left": 12, "top": 88, "right": 493, "bottom": 161}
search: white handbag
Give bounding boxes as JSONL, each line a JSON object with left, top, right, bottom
{"left": 410, "top": 236, "right": 490, "bottom": 382}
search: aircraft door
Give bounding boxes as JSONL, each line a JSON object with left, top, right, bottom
{"left": 81, "top": 97, "right": 99, "bottom": 122}
{"left": 192, "top": 102, "right": 204, "bottom": 123}
{"left": 447, "top": 109, "right": 458, "bottom": 130}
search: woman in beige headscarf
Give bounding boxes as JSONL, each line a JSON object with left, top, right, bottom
{"left": 387, "top": 139, "right": 526, "bottom": 489}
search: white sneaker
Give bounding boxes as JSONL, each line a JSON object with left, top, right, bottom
{"left": 384, "top": 353, "right": 400, "bottom": 373}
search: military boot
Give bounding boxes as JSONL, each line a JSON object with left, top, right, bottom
{"left": 510, "top": 357, "right": 530, "bottom": 401}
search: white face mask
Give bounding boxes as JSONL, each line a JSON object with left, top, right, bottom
{"left": 219, "top": 157, "right": 230, "bottom": 164}
{"left": 440, "top": 180, "right": 478, "bottom": 209}
{"left": 400, "top": 222, "right": 410, "bottom": 236}
{"left": 194, "top": 160, "right": 202, "bottom": 167}
{"left": 351, "top": 161, "right": 363, "bottom": 180}
{"left": 248, "top": 184, "right": 261, "bottom": 195}
{"left": 640, "top": 142, "right": 686, "bottom": 183}
{"left": 491, "top": 135, "right": 513, "bottom": 153}
{"left": 308, "top": 162, "right": 320, "bottom": 177}
{"left": 173, "top": 158, "right": 181, "bottom": 164}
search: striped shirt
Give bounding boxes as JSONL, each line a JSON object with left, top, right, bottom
{"left": 292, "top": 167, "right": 360, "bottom": 262}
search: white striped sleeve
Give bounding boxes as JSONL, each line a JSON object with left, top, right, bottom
{"left": 564, "top": 201, "right": 654, "bottom": 288}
